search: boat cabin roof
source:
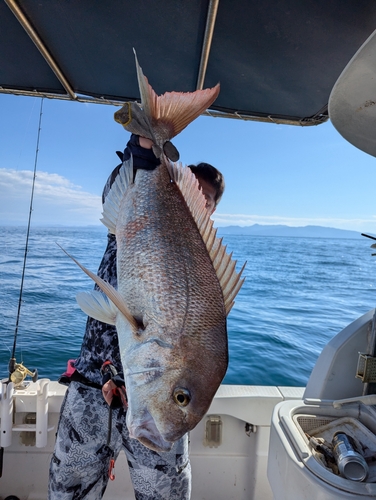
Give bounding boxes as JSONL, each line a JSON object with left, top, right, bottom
{"left": 1, "top": 0, "right": 376, "bottom": 126}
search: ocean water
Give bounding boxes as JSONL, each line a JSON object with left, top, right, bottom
{"left": 1, "top": 226, "right": 376, "bottom": 387}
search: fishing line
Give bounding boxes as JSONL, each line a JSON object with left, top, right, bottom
{"left": 9, "top": 97, "right": 44, "bottom": 378}
{"left": 1, "top": 340, "right": 11, "bottom": 355}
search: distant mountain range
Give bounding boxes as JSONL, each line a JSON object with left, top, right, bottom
{"left": 216, "top": 224, "right": 362, "bottom": 239}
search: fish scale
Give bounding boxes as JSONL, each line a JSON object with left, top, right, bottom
{"left": 71, "top": 153, "right": 242, "bottom": 451}
{"left": 117, "top": 164, "right": 226, "bottom": 345}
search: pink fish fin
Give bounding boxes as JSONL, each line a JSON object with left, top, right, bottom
{"left": 134, "top": 50, "right": 220, "bottom": 140}
{"left": 150, "top": 86, "right": 221, "bottom": 139}
{"left": 134, "top": 50, "right": 154, "bottom": 121}
{"left": 56, "top": 243, "right": 139, "bottom": 330}
{"left": 166, "top": 161, "right": 246, "bottom": 316}
{"left": 101, "top": 156, "right": 134, "bottom": 234}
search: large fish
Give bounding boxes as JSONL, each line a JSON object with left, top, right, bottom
{"left": 68, "top": 55, "right": 245, "bottom": 452}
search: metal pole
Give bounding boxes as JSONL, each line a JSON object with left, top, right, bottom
{"left": 196, "top": 0, "right": 220, "bottom": 90}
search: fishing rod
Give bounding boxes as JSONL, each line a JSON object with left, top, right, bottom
{"left": 8, "top": 98, "right": 44, "bottom": 385}
{"left": 361, "top": 233, "right": 376, "bottom": 256}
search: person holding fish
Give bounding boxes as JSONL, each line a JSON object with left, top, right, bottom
{"left": 49, "top": 54, "right": 244, "bottom": 500}
{"left": 48, "top": 138, "right": 225, "bottom": 500}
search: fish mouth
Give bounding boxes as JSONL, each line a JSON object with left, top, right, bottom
{"left": 125, "top": 371, "right": 173, "bottom": 452}
{"left": 127, "top": 413, "right": 173, "bottom": 452}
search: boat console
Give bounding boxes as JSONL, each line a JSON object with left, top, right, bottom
{"left": 268, "top": 309, "right": 376, "bottom": 499}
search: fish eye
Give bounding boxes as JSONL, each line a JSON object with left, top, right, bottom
{"left": 173, "top": 388, "right": 191, "bottom": 407}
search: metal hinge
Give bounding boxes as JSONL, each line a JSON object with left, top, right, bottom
{"left": 245, "top": 423, "right": 256, "bottom": 436}
{"left": 356, "top": 353, "right": 376, "bottom": 383}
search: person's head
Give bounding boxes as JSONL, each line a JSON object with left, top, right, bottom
{"left": 188, "top": 163, "right": 225, "bottom": 215}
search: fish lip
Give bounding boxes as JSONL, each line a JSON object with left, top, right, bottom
{"left": 127, "top": 410, "right": 173, "bottom": 452}
{"left": 125, "top": 373, "right": 174, "bottom": 451}
{"left": 129, "top": 425, "right": 173, "bottom": 452}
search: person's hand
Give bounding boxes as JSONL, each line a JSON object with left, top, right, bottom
{"left": 102, "top": 379, "right": 118, "bottom": 406}
{"left": 139, "top": 136, "right": 153, "bottom": 149}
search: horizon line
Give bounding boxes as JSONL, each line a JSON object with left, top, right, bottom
{"left": 0, "top": 222, "right": 369, "bottom": 233}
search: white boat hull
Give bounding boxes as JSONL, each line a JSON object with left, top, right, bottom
{"left": 0, "top": 381, "right": 304, "bottom": 499}
{"left": 1, "top": 309, "right": 375, "bottom": 499}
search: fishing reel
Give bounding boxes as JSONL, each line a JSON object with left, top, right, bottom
{"left": 8, "top": 358, "right": 38, "bottom": 386}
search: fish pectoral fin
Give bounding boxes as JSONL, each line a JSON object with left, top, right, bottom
{"left": 76, "top": 291, "right": 117, "bottom": 325}
{"left": 100, "top": 155, "right": 134, "bottom": 234}
{"left": 57, "top": 243, "right": 139, "bottom": 330}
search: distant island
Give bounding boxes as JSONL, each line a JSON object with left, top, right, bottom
{"left": 2, "top": 223, "right": 367, "bottom": 240}
{"left": 216, "top": 224, "right": 362, "bottom": 239}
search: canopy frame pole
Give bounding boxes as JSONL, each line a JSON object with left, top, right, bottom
{"left": 196, "top": 0, "right": 219, "bottom": 90}
{"left": 4, "top": 0, "right": 77, "bottom": 100}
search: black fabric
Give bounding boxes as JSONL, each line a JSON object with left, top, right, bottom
{"left": 101, "top": 362, "right": 125, "bottom": 388}
{"left": 123, "top": 134, "right": 160, "bottom": 170}
{"left": 102, "top": 135, "right": 160, "bottom": 204}
{"left": 3, "top": 1, "right": 376, "bottom": 123}
{"left": 68, "top": 370, "right": 102, "bottom": 390}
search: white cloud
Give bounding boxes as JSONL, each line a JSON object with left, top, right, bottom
{"left": 212, "top": 213, "right": 376, "bottom": 232}
{"left": 2, "top": 168, "right": 375, "bottom": 232}
{"left": 0, "top": 168, "right": 102, "bottom": 225}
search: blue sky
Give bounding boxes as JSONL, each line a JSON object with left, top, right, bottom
{"left": 1, "top": 93, "right": 375, "bottom": 232}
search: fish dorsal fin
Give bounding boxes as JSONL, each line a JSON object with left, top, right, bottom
{"left": 166, "top": 161, "right": 246, "bottom": 315}
{"left": 101, "top": 156, "right": 134, "bottom": 234}
{"left": 134, "top": 50, "right": 220, "bottom": 140}
{"left": 57, "top": 244, "right": 139, "bottom": 330}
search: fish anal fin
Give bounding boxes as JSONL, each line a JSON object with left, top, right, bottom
{"left": 167, "top": 162, "right": 246, "bottom": 315}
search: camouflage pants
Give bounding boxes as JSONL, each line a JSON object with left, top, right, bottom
{"left": 48, "top": 381, "right": 191, "bottom": 499}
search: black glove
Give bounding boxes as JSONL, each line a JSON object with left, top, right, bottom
{"left": 101, "top": 362, "right": 127, "bottom": 409}
{"left": 123, "top": 134, "right": 160, "bottom": 170}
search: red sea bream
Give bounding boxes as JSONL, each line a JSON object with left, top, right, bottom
{"left": 70, "top": 55, "right": 245, "bottom": 451}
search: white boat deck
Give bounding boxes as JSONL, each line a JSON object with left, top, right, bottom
{"left": 0, "top": 381, "right": 304, "bottom": 500}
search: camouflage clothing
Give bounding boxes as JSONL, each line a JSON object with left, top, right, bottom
{"left": 72, "top": 232, "right": 121, "bottom": 385}
{"left": 48, "top": 382, "right": 191, "bottom": 499}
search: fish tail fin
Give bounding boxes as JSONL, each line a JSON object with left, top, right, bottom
{"left": 134, "top": 49, "right": 220, "bottom": 140}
